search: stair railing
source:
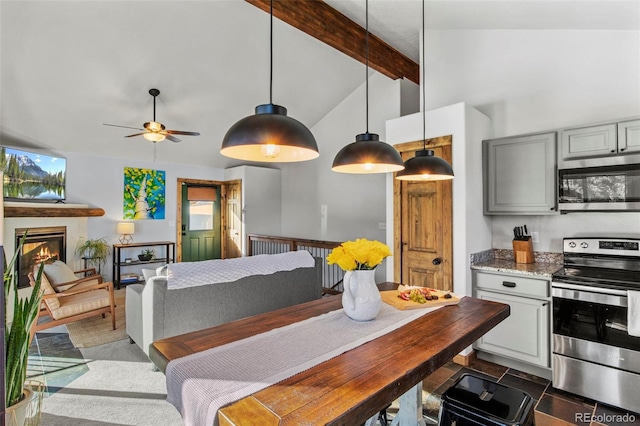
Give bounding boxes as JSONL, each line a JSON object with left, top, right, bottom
{"left": 247, "top": 234, "right": 344, "bottom": 294}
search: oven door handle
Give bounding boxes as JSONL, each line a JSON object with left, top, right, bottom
{"left": 552, "top": 284, "right": 628, "bottom": 307}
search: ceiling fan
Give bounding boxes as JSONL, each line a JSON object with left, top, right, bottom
{"left": 104, "top": 88, "right": 200, "bottom": 143}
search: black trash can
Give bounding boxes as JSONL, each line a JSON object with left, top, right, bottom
{"left": 438, "top": 374, "right": 534, "bottom": 426}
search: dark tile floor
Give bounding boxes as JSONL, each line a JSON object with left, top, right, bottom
{"left": 28, "top": 331, "right": 640, "bottom": 426}
{"left": 413, "top": 357, "right": 640, "bottom": 426}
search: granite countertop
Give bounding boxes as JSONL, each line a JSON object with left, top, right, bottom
{"left": 471, "top": 259, "right": 563, "bottom": 278}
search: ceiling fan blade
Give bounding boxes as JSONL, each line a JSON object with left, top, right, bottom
{"left": 103, "top": 123, "right": 145, "bottom": 131}
{"left": 124, "top": 132, "right": 148, "bottom": 138}
{"left": 165, "top": 130, "right": 200, "bottom": 136}
{"left": 165, "top": 134, "right": 181, "bottom": 143}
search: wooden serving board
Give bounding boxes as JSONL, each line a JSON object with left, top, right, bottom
{"left": 380, "top": 290, "right": 461, "bottom": 310}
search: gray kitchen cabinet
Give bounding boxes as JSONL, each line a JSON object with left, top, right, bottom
{"left": 561, "top": 123, "right": 617, "bottom": 160}
{"left": 561, "top": 119, "right": 640, "bottom": 161}
{"left": 483, "top": 132, "right": 557, "bottom": 214}
{"left": 473, "top": 271, "right": 550, "bottom": 368}
{"left": 618, "top": 119, "right": 640, "bottom": 154}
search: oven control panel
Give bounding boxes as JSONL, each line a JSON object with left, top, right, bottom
{"left": 563, "top": 238, "right": 640, "bottom": 257}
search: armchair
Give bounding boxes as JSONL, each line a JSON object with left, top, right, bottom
{"left": 28, "top": 264, "right": 116, "bottom": 342}
{"left": 41, "top": 260, "right": 103, "bottom": 292}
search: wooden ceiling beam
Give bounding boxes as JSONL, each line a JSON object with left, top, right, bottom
{"left": 245, "top": 0, "right": 419, "bottom": 85}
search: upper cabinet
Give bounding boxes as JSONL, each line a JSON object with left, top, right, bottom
{"left": 483, "top": 132, "right": 557, "bottom": 215}
{"left": 561, "top": 123, "right": 617, "bottom": 160}
{"left": 619, "top": 119, "right": 640, "bottom": 154}
{"left": 560, "top": 118, "right": 640, "bottom": 166}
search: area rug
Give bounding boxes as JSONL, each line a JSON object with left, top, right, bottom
{"left": 66, "top": 289, "right": 127, "bottom": 348}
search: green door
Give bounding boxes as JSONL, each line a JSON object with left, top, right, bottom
{"left": 181, "top": 184, "right": 221, "bottom": 262}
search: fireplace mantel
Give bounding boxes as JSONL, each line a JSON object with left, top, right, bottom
{"left": 4, "top": 202, "right": 105, "bottom": 218}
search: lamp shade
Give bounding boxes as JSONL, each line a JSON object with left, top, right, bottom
{"left": 117, "top": 222, "right": 135, "bottom": 235}
{"left": 396, "top": 149, "right": 454, "bottom": 181}
{"left": 332, "top": 133, "right": 405, "bottom": 174}
{"left": 221, "top": 104, "right": 319, "bottom": 162}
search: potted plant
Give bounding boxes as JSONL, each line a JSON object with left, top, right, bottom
{"left": 75, "top": 237, "right": 109, "bottom": 273}
{"left": 138, "top": 248, "right": 155, "bottom": 262}
{"left": 5, "top": 233, "right": 45, "bottom": 425}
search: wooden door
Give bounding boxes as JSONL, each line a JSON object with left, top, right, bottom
{"left": 394, "top": 136, "right": 453, "bottom": 291}
{"left": 222, "top": 180, "right": 242, "bottom": 258}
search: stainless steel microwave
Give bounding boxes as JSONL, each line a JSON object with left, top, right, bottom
{"left": 559, "top": 164, "right": 640, "bottom": 212}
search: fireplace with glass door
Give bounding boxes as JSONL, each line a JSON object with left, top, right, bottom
{"left": 14, "top": 226, "right": 66, "bottom": 289}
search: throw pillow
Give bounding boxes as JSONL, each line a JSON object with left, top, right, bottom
{"left": 142, "top": 268, "right": 157, "bottom": 282}
{"left": 43, "top": 260, "right": 77, "bottom": 284}
{"left": 38, "top": 273, "right": 61, "bottom": 310}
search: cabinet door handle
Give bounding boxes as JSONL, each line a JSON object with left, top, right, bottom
{"left": 502, "top": 281, "right": 516, "bottom": 288}
{"left": 542, "top": 302, "right": 548, "bottom": 306}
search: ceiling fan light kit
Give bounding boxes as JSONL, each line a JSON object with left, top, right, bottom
{"left": 396, "top": 0, "right": 454, "bottom": 181}
{"left": 104, "top": 88, "right": 200, "bottom": 144}
{"left": 220, "top": 0, "right": 319, "bottom": 163}
{"left": 331, "top": 0, "right": 404, "bottom": 174}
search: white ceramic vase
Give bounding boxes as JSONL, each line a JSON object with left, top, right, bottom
{"left": 341, "top": 269, "right": 381, "bottom": 321}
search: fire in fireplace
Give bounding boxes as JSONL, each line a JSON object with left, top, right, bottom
{"left": 15, "top": 226, "right": 66, "bottom": 289}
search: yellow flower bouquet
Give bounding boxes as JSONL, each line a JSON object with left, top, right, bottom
{"left": 327, "top": 238, "right": 392, "bottom": 271}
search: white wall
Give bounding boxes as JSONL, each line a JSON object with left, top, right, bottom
{"left": 492, "top": 214, "right": 640, "bottom": 253}
{"left": 66, "top": 151, "right": 224, "bottom": 249}
{"left": 423, "top": 29, "right": 640, "bottom": 252}
{"left": 424, "top": 30, "right": 640, "bottom": 138}
{"left": 280, "top": 72, "right": 413, "bottom": 282}
{"left": 6, "top": 150, "right": 225, "bottom": 281}
{"left": 224, "top": 165, "right": 282, "bottom": 255}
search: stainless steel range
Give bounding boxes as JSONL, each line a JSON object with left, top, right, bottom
{"left": 552, "top": 237, "right": 640, "bottom": 414}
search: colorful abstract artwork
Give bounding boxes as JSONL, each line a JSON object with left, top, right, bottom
{"left": 123, "top": 167, "right": 166, "bottom": 220}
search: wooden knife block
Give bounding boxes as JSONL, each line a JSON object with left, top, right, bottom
{"left": 513, "top": 239, "right": 534, "bottom": 264}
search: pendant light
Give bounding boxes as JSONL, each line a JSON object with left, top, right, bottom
{"left": 220, "top": 0, "right": 319, "bottom": 163}
{"left": 396, "top": 0, "right": 454, "bottom": 181}
{"left": 331, "top": 0, "right": 404, "bottom": 174}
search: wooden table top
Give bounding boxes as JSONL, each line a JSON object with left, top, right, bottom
{"left": 149, "top": 283, "right": 509, "bottom": 425}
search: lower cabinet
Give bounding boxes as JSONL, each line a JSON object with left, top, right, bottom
{"left": 473, "top": 271, "right": 550, "bottom": 368}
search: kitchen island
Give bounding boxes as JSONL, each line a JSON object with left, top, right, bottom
{"left": 150, "top": 282, "right": 509, "bottom": 425}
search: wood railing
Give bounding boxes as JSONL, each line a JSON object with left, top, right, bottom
{"left": 247, "top": 234, "right": 344, "bottom": 294}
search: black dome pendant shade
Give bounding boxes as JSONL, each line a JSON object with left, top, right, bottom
{"left": 332, "top": 132, "right": 404, "bottom": 173}
{"left": 396, "top": 149, "right": 454, "bottom": 180}
{"left": 220, "top": 0, "right": 319, "bottom": 163}
{"left": 331, "top": 0, "right": 404, "bottom": 174}
{"left": 396, "top": 0, "right": 453, "bottom": 181}
{"left": 221, "top": 104, "right": 318, "bottom": 162}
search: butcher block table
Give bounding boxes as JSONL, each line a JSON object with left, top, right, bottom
{"left": 149, "top": 282, "right": 509, "bottom": 426}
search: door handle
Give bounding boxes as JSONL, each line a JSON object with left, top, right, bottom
{"left": 432, "top": 258, "right": 442, "bottom": 266}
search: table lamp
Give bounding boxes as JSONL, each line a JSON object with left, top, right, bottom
{"left": 117, "top": 222, "right": 135, "bottom": 245}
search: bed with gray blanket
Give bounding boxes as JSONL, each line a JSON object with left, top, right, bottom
{"left": 125, "top": 252, "right": 323, "bottom": 357}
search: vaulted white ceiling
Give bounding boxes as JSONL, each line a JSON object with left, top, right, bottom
{"left": 1, "top": 1, "right": 637, "bottom": 169}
